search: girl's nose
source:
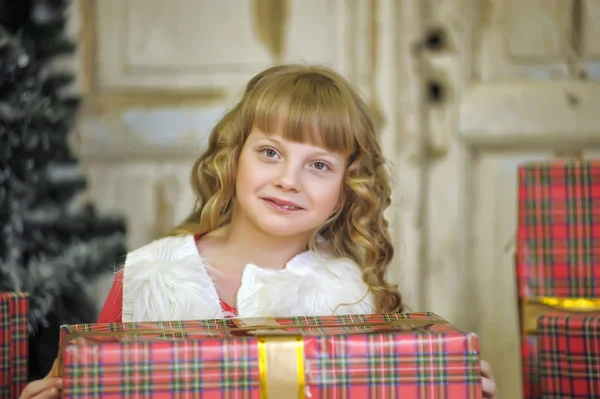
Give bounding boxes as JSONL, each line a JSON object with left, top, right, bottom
{"left": 272, "top": 162, "right": 301, "bottom": 192}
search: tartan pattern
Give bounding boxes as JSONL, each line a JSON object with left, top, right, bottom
{"left": 59, "top": 313, "right": 482, "bottom": 398}
{"left": 0, "top": 297, "right": 9, "bottom": 399}
{"left": 516, "top": 160, "right": 600, "bottom": 298}
{"left": 538, "top": 314, "right": 600, "bottom": 399}
{"left": 0, "top": 292, "right": 29, "bottom": 398}
{"left": 62, "top": 313, "right": 451, "bottom": 341}
{"left": 521, "top": 335, "right": 541, "bottom": 399}
{"left": 61, "top": 319, "right": 233, "bottom": 342}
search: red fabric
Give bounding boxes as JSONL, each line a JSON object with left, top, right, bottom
{"left": 97, "top": 272, "right": 123, "bottom": 323}
{"left": 97, "top": 233, "right": 238, "bottom": 323}
{"left": 220, "top": 300, "right": 238, "bottom": 316}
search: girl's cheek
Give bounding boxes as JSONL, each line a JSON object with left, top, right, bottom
{"left": 312, "top": 177, "right": 340, "bottom": 193}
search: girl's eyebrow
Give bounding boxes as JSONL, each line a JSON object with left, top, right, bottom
{"left": 311, "top": 150, "right": 343, "bottom": 163}
{"left": 255, "top": 133, "right": 344, "bottom": 162}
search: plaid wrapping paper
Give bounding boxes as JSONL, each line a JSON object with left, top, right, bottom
{"left": 516, "top": 160, "right": 600, "bottom": 299}
{"left": 538, "top": 314, "right": 600, "bottom": 399}
{"left": 57, "top": 312, "right": 482, "bottom": 398}
{"left": 515, "top": 160, "right": 600, "bottom": 398}
{"left": 521, "top": 335, "right": 541, "bottom": 399}
{"left": 0, "top": 292, "right": 29, "bottom": 398}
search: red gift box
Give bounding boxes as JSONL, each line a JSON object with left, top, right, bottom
{"left": 516, "top": 160, "right": 600, "bottom": 300}
{"left": 516, "top": 160, "right": 600, "bottom": 398}
{"left": 538, "top": 314, "right": 600, "bottom": 398}
{"left": 54, "top": 313, "right": 482, "bottom": 398}
{"left": 0, "top": 292, "right": 29, "bottom": 398}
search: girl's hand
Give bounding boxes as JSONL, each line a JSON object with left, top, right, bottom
{"left": 19, "top": 377, "right": 62, "bottom": 399}
{"left": 481, "top": 360, "right": 497, "bottom": 398}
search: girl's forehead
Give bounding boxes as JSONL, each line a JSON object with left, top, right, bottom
{"left": 250, "top": 106, "right": 355, "bottom": 156}
{"left": 250, "top": 127, "right": 343, "bottom": 154}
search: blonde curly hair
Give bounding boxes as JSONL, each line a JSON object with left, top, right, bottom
{"left": 172, "top": 64, "right": 403, "bottom": 313}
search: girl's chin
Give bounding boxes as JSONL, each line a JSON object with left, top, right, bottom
{"left": 253, "top": 219, "right": 317, "bottom": 238}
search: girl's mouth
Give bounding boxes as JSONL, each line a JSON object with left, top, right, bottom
{"left": 261, "top": 197, "right": 304, "bottom": 212}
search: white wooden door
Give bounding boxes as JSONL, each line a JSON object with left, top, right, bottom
{"left": 418, "top": 0, "right": 600, "bottom": 397}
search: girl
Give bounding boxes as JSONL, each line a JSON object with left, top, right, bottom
{"left": 20, "top": 64, "right": 496, "bottom": 398}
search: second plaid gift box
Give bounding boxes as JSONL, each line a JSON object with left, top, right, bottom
{"left": 54, "top": 313, "right": 481, "bottom": 398}
{"left": 0, "top": 292, "right": 29, "bottom": 398}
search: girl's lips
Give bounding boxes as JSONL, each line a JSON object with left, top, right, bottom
{"left": 261, "top": 197, "right": 304, "bottom": 212}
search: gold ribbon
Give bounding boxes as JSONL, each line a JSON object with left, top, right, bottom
{"left": 259, "top": 336, "right": 305, "bottom": 399}
{"left": 53, "top": 316, "right": 449, "bottom": 396}
{"left": 521, "top": 296, "right": 600, "bottom": 334}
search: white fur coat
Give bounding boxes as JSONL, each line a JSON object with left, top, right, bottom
{"left": 121, "top": 235, "right": 375, "bottom": 322}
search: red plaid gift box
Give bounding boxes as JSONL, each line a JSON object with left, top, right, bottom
{"left": 516, "top": 160, "right": 600, "bottom": 398}
{"left": 538, "top": 314, "right": 600, "bottom": 399}
{"left": 0, "top": 292, "right": 29, "bottom": 398}
{"left": 516, "top": 160, "right": 600, "bottom": 301}
{"left": 54, "top": 312, "right": 482, "bottom": 398}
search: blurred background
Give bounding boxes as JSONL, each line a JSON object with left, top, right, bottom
{"left": 2, "top": 0, "right": 600, "bottom": 397}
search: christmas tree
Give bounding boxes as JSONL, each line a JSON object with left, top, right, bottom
{"left": 0, "top": 0, "right": 127, "bottom": 379}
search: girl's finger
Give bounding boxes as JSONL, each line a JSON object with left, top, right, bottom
{"left": 31, "top": 387, "right": 60, "bottom": 399}
{"left": 19, "top": 378, "right": 61, "bottom": 399}
{"left": 480, "top": 360, "right": 493, "bottom": 378}
{"left": 482, "top": 376, "right": 497, "bottom": 399}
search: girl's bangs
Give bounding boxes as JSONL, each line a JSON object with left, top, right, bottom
{"left": 248, "top": 74, "right": 359, "bottom": 155}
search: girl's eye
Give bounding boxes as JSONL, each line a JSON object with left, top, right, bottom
{"left": 312, "top": 161, "right": 329, "bottom": 171}
{"left": 261, "top": 148, "right": 280, "bottom": 159}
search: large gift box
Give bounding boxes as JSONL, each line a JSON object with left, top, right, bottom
{"left": 538, "top": 314, "right": 600, "bottom": 398}
{"left": 516, "top": 160, "right": 600, "bottom": 398}
{"left": 53, "top": 313, "right": 481, "bottom": 398}
{"left": 0, "top": 292, "right": 29, "bottom": 398}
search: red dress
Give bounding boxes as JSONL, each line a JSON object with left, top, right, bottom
{"left": 97, "top": 234, "right": 237, "bottom": 323}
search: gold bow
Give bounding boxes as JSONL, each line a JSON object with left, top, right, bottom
{"left": 521, "top": 296, "right": 600, "bottom": 334}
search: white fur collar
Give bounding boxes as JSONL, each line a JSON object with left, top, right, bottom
{"left": 122, "top": 235, "right": 375, "bottom": 322}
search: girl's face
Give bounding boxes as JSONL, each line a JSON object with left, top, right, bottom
{"left": 234, "top": 126, "right": 347, "bottom": 239}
